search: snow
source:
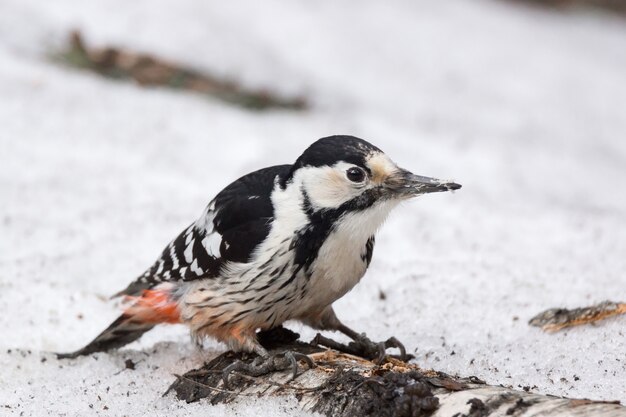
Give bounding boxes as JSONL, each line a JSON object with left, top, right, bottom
{"left": 1, "top": 0, "right": 626, "bottom": 414}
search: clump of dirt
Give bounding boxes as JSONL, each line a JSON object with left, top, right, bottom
{"left": 311, "top": 369, "right": 439, "bottom": 417}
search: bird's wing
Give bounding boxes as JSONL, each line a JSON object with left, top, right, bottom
{"left": 115, "top": 165, "right": 292, "bottom": 296}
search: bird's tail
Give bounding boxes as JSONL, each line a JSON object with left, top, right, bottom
{"left": 57, "top": 288, "right": 180, "bottom": 359}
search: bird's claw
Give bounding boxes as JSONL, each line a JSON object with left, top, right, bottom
{"left": 381, "top": 336, "right": 408, "bottom": 363}
{"left": 222, "top": 351, "right": 314, "bottom": 388}
{"left": 350, "top": 333, "right": 410, "bottom": 364}
{"left": 313, "top": 333, "right": 411, "bottom": 364}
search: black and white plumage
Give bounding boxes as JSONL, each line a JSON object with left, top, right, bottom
{"left": 60, "top": 135, "right": 461, "bottom": 360}
{"left": 118, "top": 165, "right": 288, "bottom": 296}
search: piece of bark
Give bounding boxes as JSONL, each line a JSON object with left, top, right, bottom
{"left": 166, "top": 327, "right": 626, "bottom": 416}
{"left": 58, "top": 31, "right": 307, "bottom": 111}
{"left": 529, "top": 301, "right": 626, "bottom": 332}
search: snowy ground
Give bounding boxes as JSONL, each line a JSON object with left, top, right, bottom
{"left": 1, "top": 0, "right": 626, "bottom": 415}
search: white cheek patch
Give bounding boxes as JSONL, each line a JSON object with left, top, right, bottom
{"left": 295, "top": 162, "right": 364, "bottom": 209}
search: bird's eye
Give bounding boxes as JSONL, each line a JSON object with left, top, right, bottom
{"left": 346, "top": 167, "right": 366, "bottom": 183}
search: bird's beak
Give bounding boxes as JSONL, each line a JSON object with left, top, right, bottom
{"left": 385, "top": 168, "right": 462, "bottom": 197}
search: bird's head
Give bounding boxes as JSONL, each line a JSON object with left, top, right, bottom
{"left": 282, "top": 135, "right": 461, "bottom": 215}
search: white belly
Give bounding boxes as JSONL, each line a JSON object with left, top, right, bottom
{"left": 305, "top": 231, "right": 369, "bottom": 308}
{"left": 300, "top": 199, "right": 398, "bottom": 311}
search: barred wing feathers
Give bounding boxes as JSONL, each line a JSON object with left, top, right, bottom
{"left": 116, "top": 165, "right": 291, "bottom": 296}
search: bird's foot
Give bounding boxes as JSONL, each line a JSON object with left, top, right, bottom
{"left": 313, "top": 333, "right": 412, "bottom": 364}
{"left": 222, "top": 351, "right": 314, "bottom": 388}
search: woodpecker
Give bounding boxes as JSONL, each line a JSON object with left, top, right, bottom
{"left": 59, "top": 135, "right": 460, "bottom": 381}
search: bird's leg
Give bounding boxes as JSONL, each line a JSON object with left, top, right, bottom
{"left": 307, "top": 307, "right": 411, "bottom": 363}
{"left": 222, "top": 344, "right": 314, "bottom": 388}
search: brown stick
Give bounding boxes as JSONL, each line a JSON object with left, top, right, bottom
{"left": 57, "top": 31, "right": 307, "bottom": 111}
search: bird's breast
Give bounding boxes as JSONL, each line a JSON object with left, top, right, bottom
{"left": 305, "top": 235, "right": 369, "bottom": 307}
{"left": 304, "top": 221, "right": 378, "bottom": 309}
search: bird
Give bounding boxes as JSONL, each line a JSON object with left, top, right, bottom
{"left": 59, "top": 135, "right": 461, "bottom": 382}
